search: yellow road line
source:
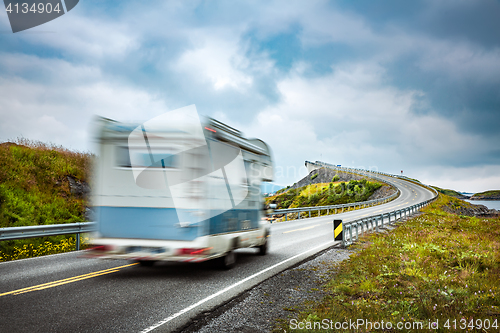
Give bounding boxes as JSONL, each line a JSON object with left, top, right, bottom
{"left": 283, "top": 224, "right": 320, "bottom": 234}
{"left": 0, "top": 263, "right": 137, "bottom": 297}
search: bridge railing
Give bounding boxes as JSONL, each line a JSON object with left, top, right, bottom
{"left": 307, "top": 161, "right": 439, "bottom": 196}
{"left": 269, "top": 190, "right": 399, "bottom": 221}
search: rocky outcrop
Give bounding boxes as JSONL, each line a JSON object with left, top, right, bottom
{"left": 67, "top": 175, "right": 90, "bottom": 199}
{"left": 470, "top": 194, "right": 500, "bottom": 200}
{"left": 66, "top": 176, "right": 92, "bottom": 221}
{"left": 290, "top": 168, "right": 371, "bottom": 190}
{"left": 367, "top": 184, "right": 397, "bottom": 201}
{"left": 442, "top": 202, "right": 499, "bottom": 218}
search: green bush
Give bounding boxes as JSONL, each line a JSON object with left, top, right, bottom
{"left": 266, "top": 179, "right": 383, "bottom": 210}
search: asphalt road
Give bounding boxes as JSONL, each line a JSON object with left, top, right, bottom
{"left": 0, "top": 175, "right": 434, "bottom": 333}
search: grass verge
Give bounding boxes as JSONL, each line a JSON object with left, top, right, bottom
{"left": 273, "top": 194, "right": 500, "bottom": 332}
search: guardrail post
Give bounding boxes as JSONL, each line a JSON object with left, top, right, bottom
{"left": 309, "top": 211, "right": 311, "bottom": 218}
{"left": 285, "top": 214, "right": 288, "bottom": 221}
{"left": 349, "top": 225, "right": 353, "bottom": 245}
{"left": 76, "top": 232, "right": 80, "bottom": 251}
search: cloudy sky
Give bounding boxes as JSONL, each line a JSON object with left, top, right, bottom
{"left": 1, "top": 0, "right": 499, "bottom": 192}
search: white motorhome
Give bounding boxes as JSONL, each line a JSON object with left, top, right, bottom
{"left": 88, "top": 106, "right": 273, "bottom": 268}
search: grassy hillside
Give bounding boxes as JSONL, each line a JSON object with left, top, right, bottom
{"left": 431, "top": 186, "right": 467, "bottom": 199}
{"left": 0, "top": 139, "right": 93, "bottom": 261}
{"left": 0, "top": 139, "right": 92, "bottom": 227}
{"left": 471, "top": 190, "right": 500, "bottom": 200}
{"left": 266, "top": 179, "right": 383, "bottom": 209}
{"left": 274, "top": 194, "right": 500, "bottom": 332}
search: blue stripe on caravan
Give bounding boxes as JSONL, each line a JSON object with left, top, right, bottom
{"left": 97, "top": 206, "right": 198, "bottom": 241}
{"left": 208, "top": 209, "right": 260, "bottom": 235}
{"left": 96, "top": 207, "right": 262, "bottom": 240}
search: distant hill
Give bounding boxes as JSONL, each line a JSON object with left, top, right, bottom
{"left": 470, "top": 190, "right": 500, "bottom": 200}
{"left": 431, "top": 186, "right": 468, "bottom": 199}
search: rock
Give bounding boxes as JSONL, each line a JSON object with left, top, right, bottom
{"left": 290, "top": 168, "right": 369, "bottom": 190}
{"left": 67, "top": 175, "right": 90, "bottom": 199}
{"left": 442, "top": 202, "right": 499, "bottom": 218}
{"left": 367, "top": 185, "right": 397, "bottom": 200}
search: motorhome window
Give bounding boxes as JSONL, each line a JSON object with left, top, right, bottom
{"left": 116, "top": 147, "right": 131, "bottom": 167}
{"left": 116, "top": 147, "right": 177, "bottom": 168}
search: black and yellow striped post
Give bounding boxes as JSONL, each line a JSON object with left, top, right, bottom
{"left": 334, "top": 219, "right": 343, "bottom": 246}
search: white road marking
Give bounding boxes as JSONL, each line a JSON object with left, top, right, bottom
{"left": 283, "top": 224, "right": 320, "bottom": 234}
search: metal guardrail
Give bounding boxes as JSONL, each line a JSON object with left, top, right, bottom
{"left": 0, "top": 222, "right": 97, "bottom": 250}
{"left": 340, "top": 197, "right": 435, "bottom": 247}
{"left": 270, "top": 190, "right": 399, "bottom": 221}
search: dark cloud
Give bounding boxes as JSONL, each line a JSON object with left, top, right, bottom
{"left": 417, "top": 0, "right": 500, "bottom": 48}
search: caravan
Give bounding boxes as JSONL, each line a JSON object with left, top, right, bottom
{"left": 88, "top": 106, "right": 273, "bottom": 268}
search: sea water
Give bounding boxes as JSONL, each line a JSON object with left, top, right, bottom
{"left": 464, "top": 200, "right": 500, "bottom": 211}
